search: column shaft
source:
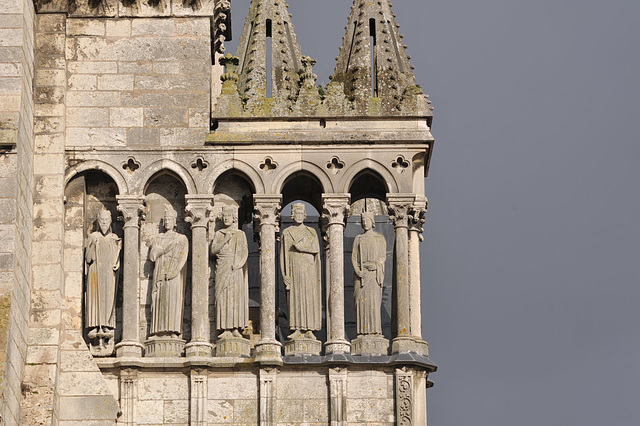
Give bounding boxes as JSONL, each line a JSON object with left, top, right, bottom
{"left": 322, "top": 194, "right": 351, "bottom": 355}
{"left": 115, "top": 197, "right": 145, "bottom": 358}
{"left": 185, "top": 196, "right": 214, "bottom": 357}
{"left": 254, "top": 196, "right": 283, "bottom": 364}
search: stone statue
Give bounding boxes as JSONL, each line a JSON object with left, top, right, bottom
{"left": 85, "top": 209, "right": 121, "bottom": 356}
{"left": 280, "top": 203, "right": 322, "bottom": 340}
{"left": 211, "top": 206, "right": 249, "bottom": 339}
{"left": 148, "top": 207, "right": 189, "bottom": 339}
{"left": 352, "top": 211, "right": 386, "bottom": 336}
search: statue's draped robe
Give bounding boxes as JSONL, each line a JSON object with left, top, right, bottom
{"left": 212, "top": 228, "right": 249, "bottom": 330}
{"left": 85, "top": 231, "right": 121, "bottom": 329}
{"left": 149, "top": 231, "right": 189, "bottom": 336}
{"left": 352, "top": 231, "right": 386, "bottom": 335}
{"left": 280, "top": 225, "right": 322, "bottom": 331}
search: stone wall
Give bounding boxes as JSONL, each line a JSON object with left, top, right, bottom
{"left": 0, "top": 0, "right": 35, "bottom": 424}
{"left": 64, "top": 17, "right": 211, "bottom": 148}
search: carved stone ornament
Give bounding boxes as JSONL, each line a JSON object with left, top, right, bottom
{"left": 211, "top": 206, "right": 251, "bottom": 357}
{"left": 396, "top": 368, "right": 414, "bottom": 426}
{"left": 85, "top": 209, "right": 121, "bottom": 357}
{"left": 145, "top": 207, "right": 189, "bottom": 357}
{"left": 352, "top": 211, "right": 387, "bottom": 336}
{"left": 280, "top": 203, "right": 322, "bottom": 355}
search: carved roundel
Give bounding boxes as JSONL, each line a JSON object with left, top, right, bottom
{"left": 391, "top": 155, "right": 410, "bottom": 173}
{"left": 326, "top": 156, "right": 345, "bottom": 174}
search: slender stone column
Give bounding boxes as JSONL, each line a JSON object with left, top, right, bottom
{"left": 115, "top": 196, "right": 145, "bottom": 358}
{"left": 254, "top": 195, "right": 283, "bottom": 364}
{"left": 408, "top": 196, "right": 428, "bottom": 340}
{"left": 322, "top": 194, "right": 351, "bottom": 355}
{"left": 185, "top": 195, "right": 214, "bottom": 357}
{"left": 388, "top": 194, "right": 415, "bottom": 354}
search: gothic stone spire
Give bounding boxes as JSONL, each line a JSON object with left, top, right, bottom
{"left": 331, "top": 0, "right": 432, "bottom": 117}
{"left": 234, "top": 0, "right": 304, "bottom": 116}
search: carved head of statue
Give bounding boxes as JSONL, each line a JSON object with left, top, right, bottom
{"left": 291, "top": 203, "right": 306, "bottom": 225}
{"left": 361, "top": 211, "right": 375, "bottom": 231}
{"left": 163, "top": 207, "right": 178, "bottom": 231}
{"left": 221, "top": 206, "right": 238, "bottom": 227}
{"left": 97, "top": 209, "right": 112, "bottom": 235}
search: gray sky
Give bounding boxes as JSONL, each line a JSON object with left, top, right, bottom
{"left": 229, "top": 1, "right": 640, "bottom": 424}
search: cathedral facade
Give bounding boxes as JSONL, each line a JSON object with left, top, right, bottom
{"left": 0, "top": 0, "right": 436, "bottom": 424}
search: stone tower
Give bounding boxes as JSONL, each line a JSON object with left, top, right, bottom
{"left": 0, "top": 0, "right": 436, "bottom": 424}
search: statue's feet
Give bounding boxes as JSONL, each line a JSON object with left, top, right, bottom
{"left": 219, "top": 330, "right": 233, "bottom": 339}
{"left": 104, "top": 328, "right": 115, "bottom": 338}
{"left": 232, "top": 329, "right": 243, "bottom": 338}
{"left": 304, "top": 330, "right": 316, "bottom": 339}
{"left": 87, "top": 328, "right": 98, "bottom": 339}
{"left": 287, "top": 329, "right": 302, "bottom": 340}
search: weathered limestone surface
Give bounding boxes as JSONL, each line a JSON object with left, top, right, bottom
{"left": 64, "top": 17, "right": 212, "bottom": 148}
{"left": 0, "top": 0, "right": 35, "bottom": 424}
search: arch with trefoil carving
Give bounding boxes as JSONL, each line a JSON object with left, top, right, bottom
{"left": 205, "top": 159, "right": 266, "bottom": 195}
{"left": 65, "top": 160, "right": 129, "bottom": 195}
{"left": 134, "top": 159, "right": 197, "bottom": 195}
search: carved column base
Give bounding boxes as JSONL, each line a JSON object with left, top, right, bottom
{"left": 284, "top": 336, "right": 322, "bottom": 356}
{"left": 115, "top": 341, "right": 144, "bottom": 358}
{"left": 215, "top": 336, "right": 251, "bottom": 357}
{"left": 352, "top": 335, "right": 389, "bottom": 356}
{"left": 324, "top": 339, "right": 351, "bottom": 355}
{"left": 255, "top": 339, "right": 283, "bottom": 365}
{"left": 392, "top": 336, "right": 429, "bottom": 355}
{"left": 144, "top": 336, "right": 186, "bottom": 357}
{"left": 185, "top": 341, "right": 213, "bottom": 357}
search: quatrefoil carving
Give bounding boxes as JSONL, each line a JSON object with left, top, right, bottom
{"left": 191, "top": 157, "right": 209, "bottom": 172}
{"left": 391, "top": 155, "right": 410, "bottom": 173}
{"left": 259, "top": 157, "right": 278, "bottom": 173}
{"left": 326, "top": 156, "right": 345, "bottom": 174}
{"left": 122, "top": 157, "right": 141, "bottom": 173}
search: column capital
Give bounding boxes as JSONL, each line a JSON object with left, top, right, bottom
{"left": 185, "top": 195, "right": 214, "bottom": 229}
{"left": 321, "top": 193, "right": 351, "bottom": 228}
{"left": 409, "top": 196, "right": 428, "bottom": 238}
{"left": 116, "top": 195, "right": 145, "bottom": 229}
{"left": 254, "top": 195, "right": 282, "bottom": 229}
{"left": 387, "top": 194, "right": 415, "bottom": 229}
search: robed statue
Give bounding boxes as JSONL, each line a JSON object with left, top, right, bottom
{"left": 352, "top": 211, "right": 386, "bottom": 336}
{"left": 211, "top": 206, "right": 249, "bottom": 338}
{"left": 280, "top": 203, "right": 322, "bottom": 339}
{"left": 85, "top": 209, "right": 121, "bottom": 356}
{"left": 149, "top": 207, "right": 189, "bottom": 338}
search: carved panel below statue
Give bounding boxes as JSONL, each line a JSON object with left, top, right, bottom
{"left": 211, "top": 206, "right": 250, "bottom": 357}
{"left": 145, "top": 207, "right": 189, "bottom": 357}
{"left": 280, "top": 203, "right": 322, "bottom": 356}
{"left": 85, "top": 210, "right": 121, "bottom": 356}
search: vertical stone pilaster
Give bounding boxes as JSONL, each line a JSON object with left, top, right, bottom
{"left": 119, "top": 368, "right": 139, "bottom": 425}
{"left": 115, "top": 196, "right": 145, "bottom": 358}
{"left": 190, "top": 369, "right": 208, "bottom": 426}
{"left": 259, "top": 367, "right": 277, "bottom": 426}
{"left": 253, "top": 195, "right": 283, "bottom": 364}
{"left": 322, "top": 194, "right": 351, "bottom": 355}
{"left": 396, "top": 367, "right": 414, "bottom": 426}
{"left": 328, "top": 367, "right": 348, "bottom": 426}
{"left": 388, "top": 194, "right": 414, "bottom": 353}
{"left": 185, "top": 195, "right": 214, "bottom": 357}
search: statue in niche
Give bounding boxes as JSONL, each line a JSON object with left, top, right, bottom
{"left": 280, "top": 203, "right": 322, "bottom": 340}
{"left": 85, "top": 209, "right": 121, "bottom": 356}
{"left": 148, "top": 207, "right": 189, "bottom": 339}
{"left": 211, "top": 206, "right": 249, "bottom": 339}
{"left": 352, "top": 211, "right": 387, "bottom": 336}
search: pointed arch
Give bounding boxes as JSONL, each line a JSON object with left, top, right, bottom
{"left": 272, "top": 160, "right": 334, "bottom": 195}
{"left": 341, "top": 158, "right": 399, "bottom": 195}
{"left": 134, "top": 159, "right": 197, "bottom": 195}
{"left": 65, "top": 160, "right": 128, "bottom": 195}
{"left": 204, "top": 159, "right": 265, "bottom": 195}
